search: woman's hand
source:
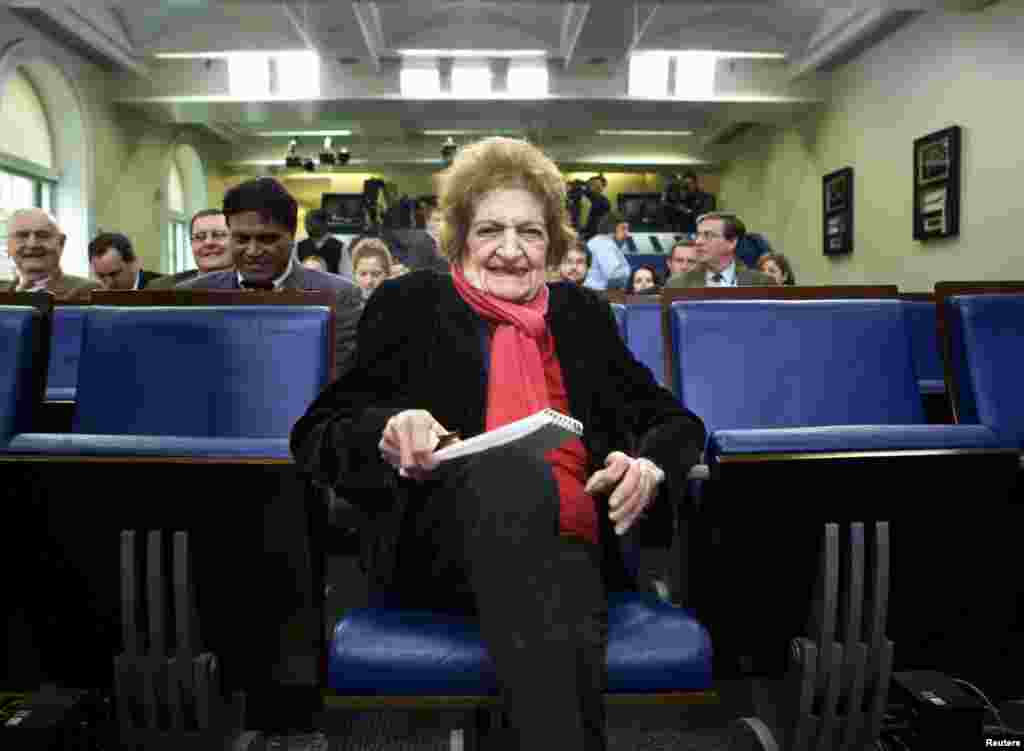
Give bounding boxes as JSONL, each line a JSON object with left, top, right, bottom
{"left": 584, "top": 451, "right": 665, "bottom": 535}
{"left": 378, "top": 410, "right": 451, "bottom": 482}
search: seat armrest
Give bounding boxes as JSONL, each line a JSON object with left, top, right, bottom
{"left": 4, "top": 433, "right": 293, "bottom": 460}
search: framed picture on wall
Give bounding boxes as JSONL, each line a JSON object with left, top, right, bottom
{"left": 913, "top": 126, "right": 961, "bottom": 240}
{"left": 823, "top": 167, "right": 854, "bottom": 256}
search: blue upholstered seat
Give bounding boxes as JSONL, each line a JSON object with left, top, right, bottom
{"left": 902, "top": 299, "right": 945, "bottom": 395}
{"left": 623, "top": 300, "right": 667, "bottom": 388}
{"left": 610, "top": 303, "right": 627, "bottom": 342}
{"left": 46, "top": 305, "right": 87, "bottom": 402}
{"left": 0, "top": 305, "right": 46, "bottom": 444}
{"left": 668, "top": 299, "right": 1011, "bottom": 458}
{"left": 945, "top": 294, "right": 1024, "bottom": 448}
{"left": 328, "top": 591, "right": 712, "bottom": 696}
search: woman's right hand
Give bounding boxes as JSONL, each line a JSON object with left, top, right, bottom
{"left": 378, "top": 409, "right": 450, "bottom": 481}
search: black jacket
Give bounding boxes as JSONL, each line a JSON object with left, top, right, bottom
{"left": 290, "top": 270, "right": 705, "bottom": 591}
{"left": 297, "top": 236, "right": 349, "bottom": 276}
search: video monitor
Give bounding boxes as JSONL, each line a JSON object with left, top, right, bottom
{"left": 321, "top": 193, "right": 366, "bottom": 230}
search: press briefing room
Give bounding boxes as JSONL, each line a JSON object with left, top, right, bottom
{"left": 1, "top": 2, "right": 1022, "bottom": 750}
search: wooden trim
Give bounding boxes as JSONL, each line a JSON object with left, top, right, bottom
{"left": 714, "top": 447, "right": 1020, "bottom": 464}
{"left": 0, "top": 455, "right": 294, "bottom": 465}
{"left": 933, "top": 281, "right": 1024, "bottom": 424}
{"left": 0, "top": 292, "right": 55, "bottom": 315}
{"left": 898, "top": 292, "right": 934, "bottom": 302}
{"left": 321, "top": 690, "right": 719, "bottom": 710}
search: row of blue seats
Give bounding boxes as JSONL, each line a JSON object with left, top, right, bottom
{"left": 612, "top": 297, "right": 946, "bottom": 397}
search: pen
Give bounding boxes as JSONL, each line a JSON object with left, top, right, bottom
{"left": 435, "top": 431, "right": 461, "bottom": 450}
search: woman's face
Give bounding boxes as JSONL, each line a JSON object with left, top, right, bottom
{"left": 354, "top": 256, "right": 387, "bottom": 294}
{"left": 632, "top": 268, "right": 655, "bottom": 292}
{"left": 461, "top": 188, "right": 549, "bottom": 303}
{"left": 760, "top": 259, "right": 784, "bottom": 285}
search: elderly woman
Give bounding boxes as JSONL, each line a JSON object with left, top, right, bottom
{"left": 291, "top": 138, "right": 704, "bottom": 750}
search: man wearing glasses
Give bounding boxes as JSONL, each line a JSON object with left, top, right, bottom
{"left": 664, "top": 212, "right": 777, "bottom": 289}
{"left": 3, "top": 208, "right": 100, "bottom": 300}
{"left": 148, "top": 209, "right": 235, "bottom": 288}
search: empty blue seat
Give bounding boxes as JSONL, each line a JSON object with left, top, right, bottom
{"left": 329, "top": 591, "right": 712, "bottom": 696}
{"left": 0, "top": 305, "right": 47, "bottom": 446}
{"left": 623, "top": 301, "right": 667, "bottom": 388}
{"left": 944, "top": 293, "right": 1024, "bottom": 448}
{"left": 46, "top": 305, "right": 88, "bottom": 402}
{"left": 8, "top": 305, "right": 332, "bottom": 457}
{"left": 902, "top": 299, "right": 945, "bottom": 395}
{"left": 666, "top": 299, "right": 1006, "bottom": 459}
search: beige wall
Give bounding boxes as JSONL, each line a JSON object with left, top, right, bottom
{"left": 716, "top": 1, "right": 1024, "bottom": 292}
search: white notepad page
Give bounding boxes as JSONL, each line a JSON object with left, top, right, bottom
{"left": 432, "top": 408, "right": 583, "bottom": 463}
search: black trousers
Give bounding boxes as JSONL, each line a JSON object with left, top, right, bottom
{"left": 394, "top": 446, "right": 609, "bottom": 751}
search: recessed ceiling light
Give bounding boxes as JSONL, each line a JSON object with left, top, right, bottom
{"left": 597, "top": 130, "right": 694, "bottom": 137}
{"left": 254, "top": 130, "right": 353, "bottom": 137}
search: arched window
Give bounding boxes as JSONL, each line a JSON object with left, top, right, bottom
{"left": 0, "top": 69, "right": 57, "bottom": 280}
{"left": 165, "top": 144, "right": 207, "bottom": 273}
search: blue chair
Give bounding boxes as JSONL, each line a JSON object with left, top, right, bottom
{"left": 943, "top": 293, "right": 1024, "bottom": 449}
{"left": 46, "top": 304, "right": 88, "bottom": 402}
{"left": 900, "top": 295, "right": 945, "bottom": 396}
{"left": 610, "top": 302, "right": 627, "bottom": 343}
{"left": 622, "top": 299, "right": 667, "bottom": 388}
{"left": 0, "top": 301, "right": 49, "bottom": 448}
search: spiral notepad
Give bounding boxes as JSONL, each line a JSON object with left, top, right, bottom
{"left": 432, "top": 408, "right": 583, "bottom": 463}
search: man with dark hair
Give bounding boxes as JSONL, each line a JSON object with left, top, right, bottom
{"left": 88, "top": 232, "right": 163, "bottom": 290}
{"left": 148, "top": 209, "right": 234, "bottom": 289}
{"left": 667, "top": 238, "right": 701, "bottom": 279}
{"left": 664, "top": 170, "right": 716, "bottom": 235}
{"left": 179, "top": 177, "right": 363, "bottom": 377}
{"left": 583, "top": 210, "right": 631, "bottom": 291}
{"left": 581, "top": 174, "right": 611, "bottom": 240}
{"left": 664, "top": 212, "right": 776, "bottom": 288}
{"left": 296, "top": 208, "right": 351, "bottom": 276}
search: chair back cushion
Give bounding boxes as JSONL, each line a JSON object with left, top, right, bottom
{"left": 946, "top": 294, "right": 1024, "bottom": 446}
{"left": 73, "top": 306, "right": 331, "bottom": 437}
{"left": 47, "top": 305, "right": 88, "bottom": 401}
{"left": 610, "top": 303, "right": 627, "bottom": 342}
{"left": 902, "top": 300, "right": 944, "bottom": 394}
{"left": 669, "top": 299, "right": 924, "bottom": 432}
{"left": 0, "top": 306, "right": 45, "bottom": 440}
{"left": 624, "top": 301, "right": 667, "bottom": 388}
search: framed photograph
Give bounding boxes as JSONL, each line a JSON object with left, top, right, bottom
{"left": 913, "top": 126, "right": 961, "bottom": 240}
{"left": 823, "top": 166, "right": 853, "bottom": 256}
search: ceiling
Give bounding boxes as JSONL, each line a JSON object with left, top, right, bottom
{"left": 6, "top": 1, "right": 995, "bottom": 172}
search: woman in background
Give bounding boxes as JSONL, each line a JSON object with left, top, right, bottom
{"left": 350, "top": 237, "right": 393, "bottom": 298}
{"left": 757, "top": 252, "right": 795, "bottom": 286}
{"left": 627, "top": 264, "right": 662, "bottom": 295}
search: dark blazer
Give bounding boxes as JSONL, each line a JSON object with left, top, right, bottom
{"left": 178, "top": 264, "right": 364, "bottom": 378}
{"left": 297, "top": 236, "right": 351, "bottom": 276}
{"left": 290, "top": 270, "right": 705, "bottom": 592}
{"left": 137, "top": 270, "right": 164, "bottom": 289}
{"left": 145, "top": 269, "right": 201, "bottom": 289}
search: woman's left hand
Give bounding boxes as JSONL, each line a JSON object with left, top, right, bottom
{"left": 584, "top": 452, "right": 665, "bottom": 535}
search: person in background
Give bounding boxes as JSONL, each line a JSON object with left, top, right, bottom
{"left": 296, "top": 209, "right": 351, "bottom": 276}
{"left": 583, "top": 210, "right": 631, "bottom": 291}
{"left": 88, "top": 232, "right": 164, "bottom": 290}
{"left": 581, "top": 174, "right": 611, "bottom": 241}
{"left": 663, "top": 171, "right": 716, "bottom": 236}
{"left": 666, "top": 238, "right": 701, "bottom": 279}
{"left": 148, "top": 209, "right": 235, "bottom": 289}
{"left": 627, "top": 264, "right": 662, "bottom": 295}
{"left": 3, "top": 208, "right": 100, "bottom": 300}
{"left": 757, "top": 252, "right": 796, "bottom": 286}
{"left": 301, "top": 255, "right": 328, "bottom": 273}
{"left": 664, "top": 213, "right": 776, "bottom": 289}
{"left": 559, "top": 242, "right": 591, "bottom": 286}
{"left": 291, "top": 136, "right": 705, "bottom": 751}
{"left": 350, "top": 237, "right": 393, "bottom": 298}
{"left": 612, "top": 221, "right": 639, "bottom": 255}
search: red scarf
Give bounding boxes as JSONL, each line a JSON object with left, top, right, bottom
{"left": 451, "top": 265, "right": 552, "bottom": 429}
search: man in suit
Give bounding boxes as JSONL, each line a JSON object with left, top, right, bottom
{"left": 88, "top": 232, "right": 164, "bottom": 290}
{"left": 664, "top": 212, "right": 777, "bottom": 289}
{"left": 666, "top": 238, "right": 701, "bottom": 279}
{"left": 296, "top": 208, "right": 351, "bottom": 276}
{"left": 179, "top": 177, "right": 363, "bottom": 379}
{"left": 581, "top": 174, "right": 611, "bottom": 240}
{"left": 3, "top": 208, "right": 100, "bottom": 300}
{"left": 148, "top": 208, "right": 235, "bottom": 289}
{"left": 664, "top": 170, "right": 717, "bottom": 235}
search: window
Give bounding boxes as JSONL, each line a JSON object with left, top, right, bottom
{"left": 673, "top": 52, "right": 717, "bottom": 99}
{"left": 628, "top": 54, "right": 671, "bottom": 98}
{"left": 228, "top": 52, "right": 272, "bottom": 98}
{"left": 275, "top": 51, "right": 320, "bottom": 99}
{"left": 451, "top": 61, "right": 492, "bottom": 97}
{"left": 400, "top": 59, "right": 441, "bottom": 97}
{"left": 507, "top": 59, "right": 549, "bottom": 96}
{"left": 166, "top": 160, "right": 192, "bottom": 273}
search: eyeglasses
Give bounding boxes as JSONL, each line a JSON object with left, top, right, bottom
{"left": 695, "top": 230, "right": 723, "bottom": 241}
{"left": 191, "top": 231, "right": 229, "bottom": 243}
{"left": 12, "top": 230, "right": 56, "bottom": 242}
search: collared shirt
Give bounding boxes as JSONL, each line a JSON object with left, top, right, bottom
{"left": 583, "top": 234, "right": 631, "bottom": 291}
{"left": 15, "top": 272, "right": 51, "bottom": 292}
{"left": 705, "top": 259, "right": 738, "bottom": 287}
{"left": 236, "top": 257, "right": 295, "bottom": 290}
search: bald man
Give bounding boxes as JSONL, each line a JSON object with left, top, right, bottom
{"left": 4, "top": 208, "right": 100, "bottom": 301}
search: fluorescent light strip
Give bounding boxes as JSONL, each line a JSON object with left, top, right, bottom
{"left": 597, "top": 130, "right": 694, "bottom": 137}
{"left": 421, "top": 129, "right": 524, "bottom": 136}
{"left": 255, "top": 130, "right": 352, "bottom": 137}
{"left": 398, "top": 49, "right": 546, "bottom": 58}
{"left": 154, "top": 50, "right": 311, "bottom": 59}
{"left": 635, "top": 50, "right": 786, "bottom": 59}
